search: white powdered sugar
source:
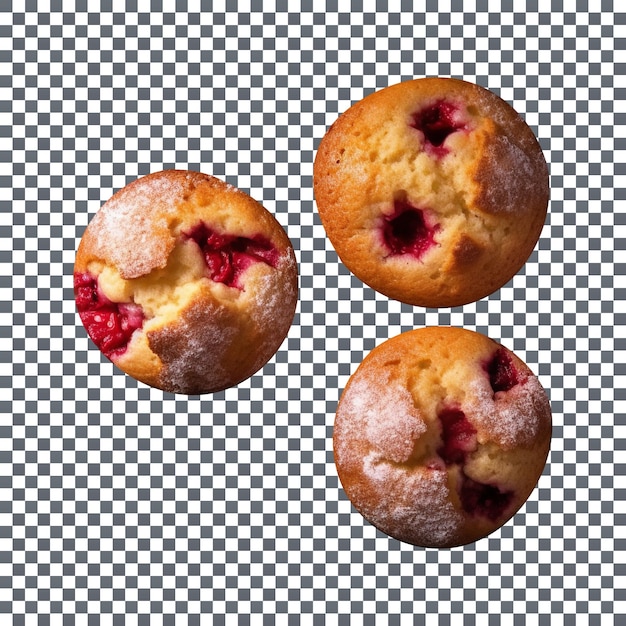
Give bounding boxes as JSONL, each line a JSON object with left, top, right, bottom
{"left": 474, "top": 130, "right": 545, "bottom": 217}
{"left": 334, "top": 368, "right": 464, "bottom": 545}
{"left": 337, "top": 371, "right": 427, "bottom": 464}
{"left": 234, "top": 250, "right": 298, "bottom": 375}
{"left": 245, "top": 252, "right": 297, "bottom": 330}
{"left": 361, "top": 452, "right": 463, "bottom": 546}
{"left": 465, "top": 374, "right": 550, "bottom": 449}
{"left": 89, "top": 174, "right": 188, "bottom": 279}
{"left": 150, "top": 296, "right": 239, "bottom": 395}
{"left": 161, "top": 325, "right": 237, "bottom": 395}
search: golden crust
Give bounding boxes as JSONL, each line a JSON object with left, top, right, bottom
{"left": 333, "top": 327, "right": 552, "bottom": 548}
{"left": 74, "top": 170, "right": 298, "bottom": 395}
{"left": 314, "top": 77, "right": 549, "bottom": 308}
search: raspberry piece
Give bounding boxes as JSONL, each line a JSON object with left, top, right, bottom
{"left": 186, "top": 222, "right": 279, "bottom": 289}
{"left": 411, "top": 100, "right": 465, "bottom": 156}
{"left": 382, "top": 200, "right": 439, "bottom": 259}
{"left": 74, "top": 271, "right": 101, "bottom": 310}
{"left": 486, "top": 348, "right": 519, "bottom": 393}
{"left": 74, "top": 272, "right": 144, "bottom": 359}
{"left": 459, "top": 474, "right": 514, "bottom": 522}
{"left": 437, "top": 408, "right": 478, "bottom": 466}
{"left": 435, "top": 406, "right": 514, "bottom": 520}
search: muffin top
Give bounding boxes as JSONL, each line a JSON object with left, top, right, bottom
{"left": 314, "top": 77, "right": 549, "bottom": 308}
{"left": 75, "top": 170, "right": 298, "bottom": 394}
{"left": 333, "top": 327, "right": 552, "bottom": 548}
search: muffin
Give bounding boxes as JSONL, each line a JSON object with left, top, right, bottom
{"left": 74, "top": 170, "right": 298, "bottom": 395}
{"left": 314, "top": 77, "right": 549, "bottom": 308}
{"left": 333, "top": 327, "right": 552, "bottom": 548}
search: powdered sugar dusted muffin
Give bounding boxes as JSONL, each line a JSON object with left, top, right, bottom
{"left": 314, "top": 77, "right": 549, "bottom": 308}
{"left": 333, "top": 327, "right": 551, "bottom": 548}
{"left": 74, "top": 170, "right": 298, "bottom": 395}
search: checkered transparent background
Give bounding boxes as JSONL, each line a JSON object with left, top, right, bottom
{"left": 3, "top": 1, "right": 625, "bottom": 623}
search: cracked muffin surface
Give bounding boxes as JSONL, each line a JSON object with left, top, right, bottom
{"left": 74, "top": 170, "right": 298, "bottom": 395}
{"left": 313, "top": 77, "right": 549, "bottom": 308}
{"left": 333, "top": 326, "right": 552, "bottom": 548}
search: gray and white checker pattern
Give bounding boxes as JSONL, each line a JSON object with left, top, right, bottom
{"left": 3, "top": 2, "right": 624, "bottom": 623}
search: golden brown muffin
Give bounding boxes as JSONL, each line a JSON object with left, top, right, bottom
{"left": 333, "top": 327, "right": 552, "bottom": 548}
{"left": 74, "top": 170, "right": 298, "bottom": 395}
{"left": 314, "top": 77, "right": 549, "bottom": 308}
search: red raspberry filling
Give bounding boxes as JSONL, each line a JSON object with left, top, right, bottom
{"left": 185, "top": 222, "right": 279, "bottom": 289}
{"left": 382, "top": 200, "right": 439, "bottom": 259}
{"left": 74, "top": 272, "right": 145, "bottom": 360}
{"left": 436, "top": 406, "right": 514, "bottom": 521}
{"left": 459, "top": 474, "right": 514, "bottom": 522}
{"left": 437, "top": 408, "right": 477, "bottom": 465}
{"left": 486, "top": 348, "right": 520, "bottom": 393}
{"left": 411, "top": 100, "right": 465, "bottom": 156}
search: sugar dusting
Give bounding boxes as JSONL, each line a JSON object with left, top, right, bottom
{"left": 244, "top": 250, "right": 297, "bottom": 362}
{"left": 465, "top": 374, "right": 550, "bottom": 449}
{"left": 361, "top": 452, "right": 463, "bottom": 547}
{"left": 161, "top": 324, "right": 236, "bottom": 395}
{"left": 470, "top": 87, "right": 548, "bottom": 217}
{"left": 476, "top": 132, "right": 539, "bottom": 215}
{"left": 337, "top": 371, "right": 426, "bottom": 464}
{"left": 89, "top": 174, "right": 189, "bottom": 279}
{"left": 336, "top": 368, "right": 464, "bottom": 546}
{"left": 147, "top": 296, "right": 238, "bottom": 395}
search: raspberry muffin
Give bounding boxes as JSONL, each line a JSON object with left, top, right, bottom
{"left": 333, "top": 327, "right": 552, "bottom": 548}
{"left": 314, "top": 77, "right": 549, "bottom": 308}
{"left": 74, "top": 170, "right": 298, "bottom": 395}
